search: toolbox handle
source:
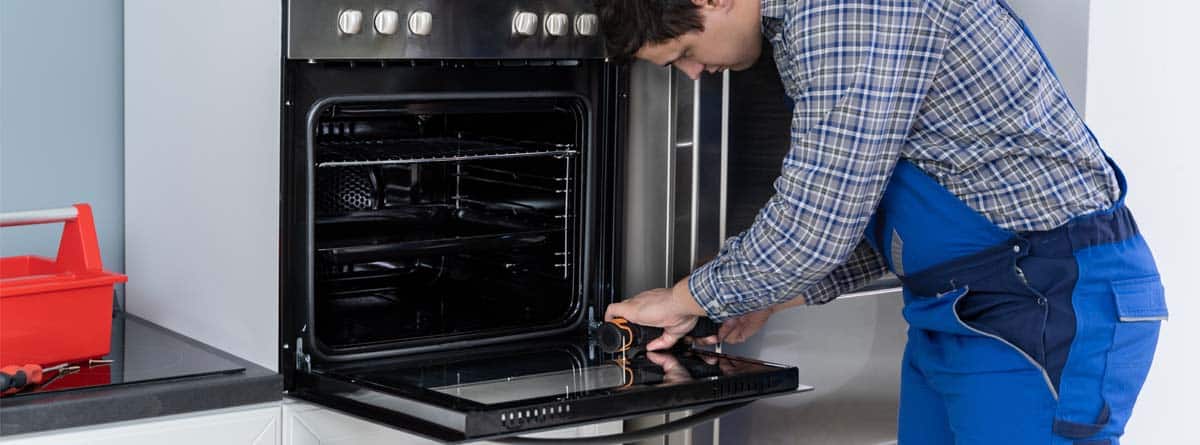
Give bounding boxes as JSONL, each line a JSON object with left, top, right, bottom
{"left": 0, "top": 207, "right": 80, "bottom": 227}
{"left": 0, "top": 204, "right": 104, "bottom": 274}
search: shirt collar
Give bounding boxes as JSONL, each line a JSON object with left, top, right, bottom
{"left": 760, "top": 0, "right": 788, "bottom": 20}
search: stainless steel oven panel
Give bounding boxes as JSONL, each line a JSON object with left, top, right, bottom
{"left": 622, "top": 62, "right": 729, "bottom": 296}
{"left": 288, "top": 0, "right": 604, "bottom": 60}
{"left": 623, "top": 61, "right": 732, "bottom": 445}
{"left": 622, "top": 61, "right": 673, "bottom": 295}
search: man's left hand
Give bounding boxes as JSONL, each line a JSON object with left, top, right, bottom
{"left": 604, "top": 278, "right": 708, "bottom": 351}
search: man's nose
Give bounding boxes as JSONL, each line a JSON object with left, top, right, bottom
{"left": 674, "top": 61, "right": 703, "bottom": 80}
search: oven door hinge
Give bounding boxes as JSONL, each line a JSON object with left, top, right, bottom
{"left": 294, "top": 336, "right": 312, "bottom": 373}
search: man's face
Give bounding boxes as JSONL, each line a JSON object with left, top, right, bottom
{"left": 634, "top": 0, "right": 762, "bottom": 80}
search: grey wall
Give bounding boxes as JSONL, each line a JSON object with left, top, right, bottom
{"left": 0, "top": 1, "right": 125, "bottom": 283}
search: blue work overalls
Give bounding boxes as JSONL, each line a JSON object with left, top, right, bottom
{"left": 863, "top": 2, "right": 1169, "bottom": 444}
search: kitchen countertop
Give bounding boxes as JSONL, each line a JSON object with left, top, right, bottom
{"left": 0, "top": 313, "right": 281, "bottom": 436}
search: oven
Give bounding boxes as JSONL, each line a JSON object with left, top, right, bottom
{"left": 280, "top": 1, "right": 806, "bottom": 442}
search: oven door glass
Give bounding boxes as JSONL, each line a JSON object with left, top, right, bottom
{"left": 292, "top": 337, "right": 805, "bottom": 443}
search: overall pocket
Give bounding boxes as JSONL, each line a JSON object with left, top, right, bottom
{"left": 1054, "top": 275, "right": 1166, "bottom": 441}
{"left": 1101, "top": 276, "right": 1166, "bottom": 412}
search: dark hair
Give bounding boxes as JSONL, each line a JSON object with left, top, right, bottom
{"left": 594, "top": 0, "right": 705, "bottom": 61}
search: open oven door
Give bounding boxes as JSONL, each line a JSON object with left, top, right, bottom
{"left": 290, "top": 336, "right": 805, "bottom": 443}
{"left": 284, "top": 65, "right": 812, "bottom": 443}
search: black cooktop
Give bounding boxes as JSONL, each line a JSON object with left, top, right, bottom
{"left": 4, "top": 313, "right": 245, "bottom": 398}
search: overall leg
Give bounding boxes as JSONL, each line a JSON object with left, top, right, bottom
{"left": 898, "top": 329, "right": 954, "bottom": 445}
{"left": 1049, "top": 229, "right": 1165, "bottom": 444}
{"left": 923, "top": 333, "right": 1060, "bottom": 445}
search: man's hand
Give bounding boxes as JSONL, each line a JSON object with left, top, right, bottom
{"left": 717, "top": 307, "right": 774, "bottom": 344}
{"left": 604, "top": 278, "right": 707, "bottom": 351}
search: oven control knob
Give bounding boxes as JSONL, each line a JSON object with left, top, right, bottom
{"left": 408, "top": 10, "right": 433, "bottom": 36}
{"left": 545, "top": 13, "right": 569, "bottom": 37}
{"left": 375, "top": 9, "right": 401, "bottom": 35}
{"left": 337, "top": 9, "right": 364, "bottom": 35}
{"left": 575, "top": 13, "right": 599, "bottom": 37}
{"left": 513, "top": 11, "right": 539, "bottom": 37}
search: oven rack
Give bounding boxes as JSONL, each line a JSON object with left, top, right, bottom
{"left": 316, "top": 206, "right": 565, "bottom": 234}
{"left": 316, "top": 228, "right": 562, "bottom": 265}
{"left": 316, "top": 137, "right": 577, "bottom": 168}
{"left": 315, "top": 256, "right": 571, "bottom": 298}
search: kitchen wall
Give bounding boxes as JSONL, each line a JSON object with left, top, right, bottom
{"left": 124, "top": 0, "right": 281, "bottom": 371}
{"left": 1085, "top": 1, "right": 1200, "bottom": 442}
{"left": 0, "top": 0, "right": 126, "bottom": 292}
{"left": 2, "top": 0, "right": 281, "bottom": 371}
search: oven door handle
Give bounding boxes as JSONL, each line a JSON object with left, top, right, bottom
{"left": 493, "top": 401, "right": 750, "bottom": 445}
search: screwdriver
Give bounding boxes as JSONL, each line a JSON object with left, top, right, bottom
{"left": 1, "top": 363, "right": 73, "bottom": 396}
{"left": 597, "top": 317, "right": 721, "bottom": 353}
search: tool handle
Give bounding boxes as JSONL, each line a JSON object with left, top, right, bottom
{"left": 641, "top": 317, "right": 721, "bottom": 340}
{"left": 598, "top": 318, "right": 723, "bottom": 353}
{"left": 0, "top": 207, "right": 79, "bottom": 227}
{"left": 687, "top": 318, "right": 720, "bottom": 338}
{"left": 0, "top": 365, "right": 44, "bottom": 395}
{"left": 0, "top": 204, "right": 105, "bottom": 274}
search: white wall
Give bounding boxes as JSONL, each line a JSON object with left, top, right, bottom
{"left": 1086, "top": 2, "right": 1200, "bottom": 442}
{"left": 124, "top": 0, "right": 281, "bottom": 370}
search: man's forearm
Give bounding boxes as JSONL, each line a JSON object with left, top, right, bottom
{"left": 673, "top": 277, "right": 711, "bottom": 317}
{"left": 766, "top": 294, "right": 809, "bottom": 314}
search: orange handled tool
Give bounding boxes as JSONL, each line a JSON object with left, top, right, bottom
{"left": 596, "top": 318, "right": 721, "bottom": 353}
{"left": 0, "top": 363, "right": 73, "bottom": 395}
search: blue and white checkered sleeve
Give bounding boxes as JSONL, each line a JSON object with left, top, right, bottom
{"left": 688, "top": 1, "right": 944, "bottom": 321}
{"left": 798, "top": 241, "right": 887, "bottom": 306}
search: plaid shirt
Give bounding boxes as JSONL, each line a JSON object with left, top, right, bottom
{"left": 689, "top": 0, "right": 1120, "bottom": 321}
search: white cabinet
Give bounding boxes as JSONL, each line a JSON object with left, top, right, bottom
{"left": 1, "top": 400, "right": 621, "bottom": 445}
{"left": 1, "top": 403, "right": 280, "bottom": 445}
{"left": 283, "top": 399, "right": 621, "bottom": 445}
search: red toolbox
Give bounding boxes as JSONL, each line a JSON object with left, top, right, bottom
{"left": 0, "top": 204, "right": 127, "bottom": 366}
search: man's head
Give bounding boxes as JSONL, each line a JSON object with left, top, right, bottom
{"left": 595, "top": 0, "right": 763, "bottom": 80}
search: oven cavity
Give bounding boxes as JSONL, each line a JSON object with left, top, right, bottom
{"left": 310, "top": 97, "right": 587, "bottom": 351}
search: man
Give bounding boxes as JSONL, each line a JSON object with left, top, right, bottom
{"left": 596, "top": 0, "right": 1167, "bottom": 443}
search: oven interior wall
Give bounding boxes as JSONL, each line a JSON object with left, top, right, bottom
{"left": 282, "top": 60, "right": 627, "bottom": 370}
{"left": 311, "top": 98, "right": 586, "bottom": 351}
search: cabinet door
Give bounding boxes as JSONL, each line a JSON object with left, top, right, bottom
{"left": 2, "top": 404, "right": 280, "bottom": 445}
{"left": 283, "top": 399, "right": 620, "bottom": 445}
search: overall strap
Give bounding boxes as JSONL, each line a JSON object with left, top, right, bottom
{"left": 993, "top": 0, "right": 1103, "bottom": 148}
{"left": 993, "top": 0, "right": 1126, "bottom": 206}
